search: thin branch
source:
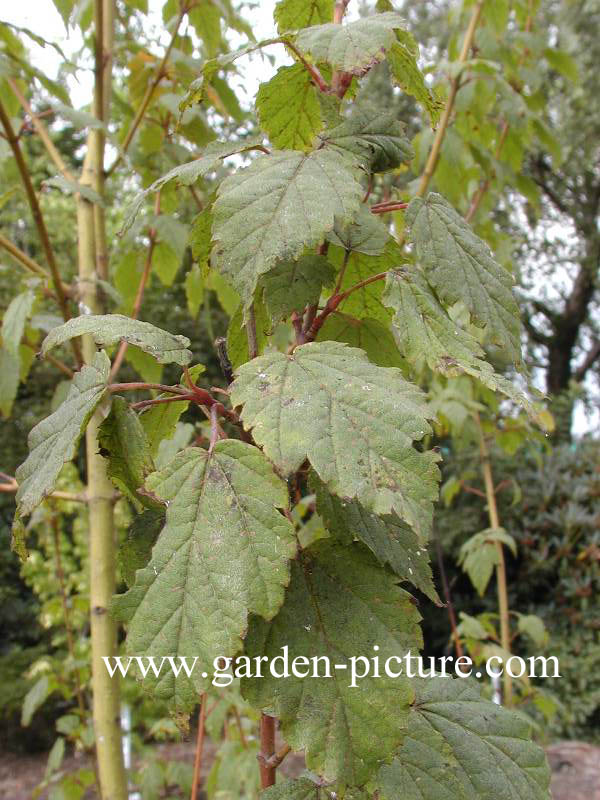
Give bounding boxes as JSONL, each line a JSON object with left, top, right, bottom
{"left": 109, "top": 382, "right": 190, "bottom": 395}
{"left": 575, "top": 339, "right": 600, "bottom": 381}
{"left": 0, "top": 475, "right": 86, "bottom": 502}
{"left": 433, "top": 528, "right": 464, "bottom": 659}
{"left": 475, "top": 412, "right": 513, "bottom": 707}
{"left": 370, "top": 201, "right": 409, "bottom": 214}
{"left": 107, "top": 5, "right": 188, "bottom": 175}
{"left": 131, "top": 394, "right": 195, "bottom": 411}
{"left": 190, "top": 694, "right": 207, "bottom": 800}
{"left": 7, "top": 78, "right": 76, "bottom": 181}
{"left": 0, "top": 232, "right": 51, "bottom": 279}
{"left": 283, "top": 40, "right": 330, "bottom": 92}
{"left": 415, "top": 1, "right": 485, "bottom": 200}
{"left": 0, "top": 98, "right": 82, "bottom": 367}
{"left": 22, "top": 338, "right": 74, "bottom": 378}
{"left": 304, "top": 271, "right": 388, "bottom": 343}
{"left": 258, "top": 714, "right": 276, "bottom": 789}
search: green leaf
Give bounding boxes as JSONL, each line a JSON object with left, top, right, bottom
{"left": 44, "top": 175, "right": 104, "bottom": 205}
{"left": 15, "top": 351, "right": 110, "bottom": 518}
{"left": 544, "top": 48, "right": 578, "bottom": 83}
{"left": 51, "top": 0, "right": 75, "bottom": 26}
{"left": 296, "top": 12, "right": 405, "bottom": 74}
{"left": 118, "top": 509, "right": 165, "bottom": 588}
{"left": 21, "top": 675, "right": 51, "bottom": 726}
{"left": 0, "top": 347, "right": 20, "bottom": 418}
{"left": 112, "top": 440, "right": 296, "bottom": 711}
{"left": 261, "top": 254, "right": 335, "bottom": 321}
{"left": 189, "top": 207, "right": 213, "bottom": 266}
{"left": 458, "top": 528, "right": 516, "bottom": 596}
{"left": 227, "top": 295, "right": 271, "bottom": 369}
{"left": 2, "top": 288, "right": 36, "bottom": 353}
{"left": 153, "top": 242, "right": 181, "bottom": 286}
{"left": 45, "top": 736, "right": 65, "bottom": 777}
{"left": 153, "top": 215, "right": 189, "bottom": 261}
{"left": 189, "top": 3, "right": 222, "bottom": 57}
{"left": 230, "top": 342, "right": 439, "bottom": 535}
{"left": 311, "top": 473, "right": 439, "bottom": 602}
{"left": 98, "top": 396, "right": 157, "bottom": 509}
{"left": 184, "top": 264, "right": 204, "bottom": 318}
{"left": 243, "top": 540, "right": 422, "bottom": 784}
{"left": 406, "top": 194, "right": 521, "bottom": 361}
{"left": 376, "top": 677, "right": 551, "bottom": 800}
{"left": 257, "top": 64, "right": 322, "bottom": 151}
{"left": 383, "top": 270, "right": 537, "bottom": 413}
{"left": 274, "top": 0, "right": 334, "bottom": 32}
{"left": 212, "top": 149, "right": 363, "bottom": 306}
{"left": 120, "top": 138, "right": 264, "bottom": 234}
{"left": 41, "top": 314, "right": 192, "bottom": 366}
{"left": 319, "top": 104, "right": 413, "bottom": 172}
{"left": 317, "top": 313, "right": 405, "bottom": 368}
{"left": 52, "top": 102, "right": 104, "bottom": 129}
{"left": 125, "top": 346, "right": 163, "bottom": 384}
{"left": 388, "top": 32, "right": 442, "bottom": 125}
{"left": 327, "top": 204, "right": 390, "bottom": 255}
{"left": 140, "top": 400, "right": 192, "bottom": 457}
{"left": 517, "top": 614, "right": 547, "bottom": 648}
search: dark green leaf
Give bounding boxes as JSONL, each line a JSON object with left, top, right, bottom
{"left": 243, "top": 540, "right": 422, "bottom": 784}
{"left": 112, "top": 441, "right": 296, "bottom": 711}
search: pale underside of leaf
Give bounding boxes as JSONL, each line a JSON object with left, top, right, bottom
{"left": 377, "top": 677, "right": 551, "bottom": 800}
{"left": 111, "top": 441, "right": 296, "bottom": 711}
{"left": 15, "top": 351, "right": 110, "bottom": 517}
{"left": 296, "top": 12, "right": 405, "bottom": 74}
{"left": 243, "top": 541, "right": 422, "bottom": 785}
{"left": 212, "top": 149, "right": 364, "bottom": 307}
{"left": 230, "top": 341, "right": 439, "bottom": 537}
{"left": 41, "top": 314, "right": 192, "bottom": 366}
{"left": 406, "top": 194, "right": 521, "bottom": 361}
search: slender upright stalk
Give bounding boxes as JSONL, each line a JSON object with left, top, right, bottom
{"left": 475, "top": 413, "right": 513, "bottom": 706}
{"left": 77, "top": 2, "right": 128, "bottom": 797}
{"left": 415, "top": 1, "right": 485, "bottom": 199}
{"left": 190, "top": 695, "right": 207, "bottom": 800}
{"left": 107, "top": 5, "right": 187, "bottom": 175}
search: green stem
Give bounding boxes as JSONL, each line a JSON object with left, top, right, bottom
{"left": 475, "top": 413, "right": 513, "bottom": 707}
{"left": 77, "top": 2, "right": 128, "bottom": 797}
